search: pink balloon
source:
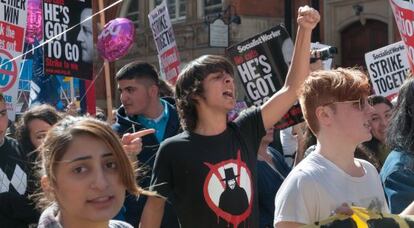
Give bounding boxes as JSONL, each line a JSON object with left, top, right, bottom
{"left": 26, "top": 0, "right": 43, "bottom": 44}
{"left": 97, "top": 18, "right": 135, "bottom": 62}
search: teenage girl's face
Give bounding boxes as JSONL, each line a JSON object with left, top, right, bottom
{"left": 28, "top": 119, "right": 52, "bottom": 149}
{"left": 52, "top": 135, "right": 125, "bottom": 224}
{"left": 370, "top": 103, "right": 392, "bottom": 143}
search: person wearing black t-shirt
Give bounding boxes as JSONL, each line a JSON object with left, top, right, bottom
{"left": 140, "top": 6, "right": 320, "bottom": 228}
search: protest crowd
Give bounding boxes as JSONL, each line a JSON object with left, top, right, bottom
{"left": 3, "top": 0, "right": 414, "bottom": 228}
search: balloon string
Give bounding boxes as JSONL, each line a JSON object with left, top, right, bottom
{"left": 60, "top": 85, "right": 70, "bottom": 105}
{"left": 77, "top": 61, "right": 106, "bottom": 105}
{"left": 0, "top": 0, "right": 124, "bottom": 69}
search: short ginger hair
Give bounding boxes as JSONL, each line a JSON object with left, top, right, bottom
{"left": 299, "top": 68, "right": 371, "bottom": 134}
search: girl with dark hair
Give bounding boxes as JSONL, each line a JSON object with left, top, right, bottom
{"left": 14, "top": 105, "right": 63, "bottom": 226}
{"left": 380, "top": 77, "right": 414, "bottom": 213}
{"left": 355, "top": 95, "right": 393, "bottom": 170}
{"left": 16, "top": 104, "right": 63, "bottom": 156}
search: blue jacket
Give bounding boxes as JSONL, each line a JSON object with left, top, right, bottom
{"left": 112, "top": 97, "right": 180, "bottom": 228}
{"left": 257, "top": 147, "right": 291, "bottom": 228}
{"left": 380, "top": 149, "right": 414, "bottom": 214}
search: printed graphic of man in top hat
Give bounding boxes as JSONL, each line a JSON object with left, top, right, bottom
{"left": 219, "top": 168, "right": 249, "bottom": 215}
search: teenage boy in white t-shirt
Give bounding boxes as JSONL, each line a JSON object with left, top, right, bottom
{"left": 274, "top": 68, "right": 389, "bottom": 228}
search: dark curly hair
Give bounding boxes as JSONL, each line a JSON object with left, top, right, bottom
{"left": 387, "top": 76, "right": 414, "bottom": 153}
{"left": 368, "top": 95, "right": 393, "bottom": 109}
{"left": 16, "top": 104, "right": 62, "bottom": 154}
{"left": 175, "top": 55, "right": 234, "bottom": 131}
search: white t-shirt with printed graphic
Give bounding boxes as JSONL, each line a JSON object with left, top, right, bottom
{"left": 274, "top": 152, "right": 389, "bottom": 226}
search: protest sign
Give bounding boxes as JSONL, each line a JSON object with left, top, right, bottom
{"left": 0, "top": 0, "right": 28, "bottom": 120}
{"left": 43, "top": 0, "right": 92, "bottom": 80}
{"left": 365, "top": 41, "right": 410, "bottom": 100}
{"left": 148, "top": 1, "right": 181, "bottom": 84}
{"left": 389, "top": 0, "right": 414, "bottom": 73}
{"left": 30, "top": 39, "right": 62, "bottom": 107}
{"left": 227, "top": 25, "right": 304, "bottom": 129}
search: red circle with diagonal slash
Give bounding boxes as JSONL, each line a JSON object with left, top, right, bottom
{"left": 203, "top": 154, "right": 253, "bottom": 228}
{"left": 0, "top": 49, "right": 18, "bottom": 92}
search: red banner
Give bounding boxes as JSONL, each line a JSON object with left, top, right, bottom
{"left": 390, "top": 0, "right": 414, "bottom": 72}
{"left": 0, "top": 22, "right": 24, "bottom": 52}
{"left": 160, "top": 46, "right": 180, "bottom": 84}
{"left": 148, "top": 1, "right": 181, "bottom": 84}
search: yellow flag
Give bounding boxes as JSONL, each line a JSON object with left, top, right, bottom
{"left": 303, "top": 207, "right": 414, "bottom": 228}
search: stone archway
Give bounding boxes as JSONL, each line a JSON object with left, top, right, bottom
{"left": 340, "top": 19, "right": 388, "bottom": 68}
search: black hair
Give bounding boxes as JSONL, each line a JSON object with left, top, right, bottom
{"left": 16, "top": 104, "right": 62, "bottom": 154}
{"left": 368, "top": 95, "right": 393, "bottom": 109}
{"left": 175, "top": 55, "right": 234, "bottom": 131}
{"left": 386, "top": 77, "right": 414, "bottom": 153}
{"left": 115, "top": 61, "right": 160, "bottom": 86}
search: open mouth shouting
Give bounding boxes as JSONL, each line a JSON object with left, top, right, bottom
{"left": 223, "top": 90, "right": 235, "bottom": 99}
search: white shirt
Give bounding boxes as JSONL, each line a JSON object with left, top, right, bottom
{"left": 274, "top": 152, "right": 389, "bottom": 226}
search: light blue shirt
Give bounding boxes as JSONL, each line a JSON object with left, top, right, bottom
{"left": 137, "top": 99, "right": 169, "bottom": 143}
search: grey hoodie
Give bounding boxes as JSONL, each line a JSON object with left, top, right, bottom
{"left": 37, "top": 204, "right": 133, "bottom": 228}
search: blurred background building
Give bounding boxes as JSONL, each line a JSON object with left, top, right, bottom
{"left": 93, "top": 0, "right": 399, "bottom": 110}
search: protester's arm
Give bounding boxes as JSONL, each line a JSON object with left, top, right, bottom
{"left": 400, "top": 201, "right": 414, "bottom": 215}
{"left": 261, "top": 6, "right": 320, "bottom": 129}
{"left": 139, "top": 196, "right": 166, "bottom": 228}
{"left": 121, "top": 128, "right": 155, "bottom": 161}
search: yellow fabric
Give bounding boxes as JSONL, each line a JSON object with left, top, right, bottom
{"left": 302, "top": 207, "right": 414, "bottom": 227}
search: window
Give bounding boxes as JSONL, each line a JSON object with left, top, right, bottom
{"left": 120, "top": 0, "right": 139, "bottom": 27}
{"left": 126, "top": 1, "right": 139, "bottom": 25}
{"left": 204, "top": 0, "right": 222, "bottom": 16}
{"left": 154, "top": 0, "right": 186, "bottom": 21}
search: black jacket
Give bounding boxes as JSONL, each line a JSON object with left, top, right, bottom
{"left": 112, "top": 98, "right": 180, "bottom": 174}
{"left": 0, "top": 137, "right": 40, "bottom": 228}
{"left": 112, "top": 98, "right": 180, "bottom": 228}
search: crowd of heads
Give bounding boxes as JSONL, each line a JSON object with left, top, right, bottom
{"left": 2, "top": 30, "right": 412, "bottom": 227}
{"left": 3, "top": 57, "right": 410, "bottom": 226}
